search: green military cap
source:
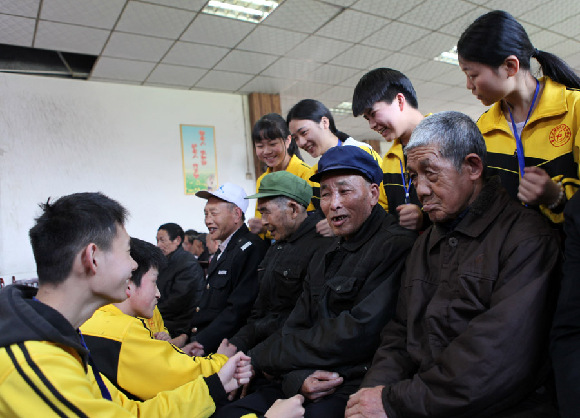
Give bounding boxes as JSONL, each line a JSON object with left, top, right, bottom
{"left": 246, "top": 171, "right": 312, "bottom": 208}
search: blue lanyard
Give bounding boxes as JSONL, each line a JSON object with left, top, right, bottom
{"left": 399, "top": 159, "right": 410, "bottom": 204}
{"left": 507, "top": 79, "right": 539, "bottom": 177}
{"left": 79, "top": 331, "right": 112, "bottom": 401}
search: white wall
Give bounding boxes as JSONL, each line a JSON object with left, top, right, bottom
{"left": 0, "top": 73, "right": 256, "bottom": 280}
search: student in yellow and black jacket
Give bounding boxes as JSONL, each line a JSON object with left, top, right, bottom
{"left": 458, "top": 10, "right": 580, "bottom": 225}
{"left": 352, "top": 68, "right": 432, "bottom": 232}
{"left": 247, "top": 113, "right": 315, "bottom": 238}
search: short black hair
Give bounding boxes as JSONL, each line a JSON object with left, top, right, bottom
{"left": 184, "top": 229, "right": 198, "bottom": 244}
{"left": 158, "top": 223, "right": 184, "bottom": 243}
{"left": 129, "top": 237, "right": 167, "bottom": 287}
{"left": 352, "top": 68, "right": 418, "bottom": 117}
{"left": 29, "top": 192, "right": 128, "bottom": 285}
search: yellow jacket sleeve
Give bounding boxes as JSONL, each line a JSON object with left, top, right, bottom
{"left": 0, "top": 341, "right": 222, "bottom": 418}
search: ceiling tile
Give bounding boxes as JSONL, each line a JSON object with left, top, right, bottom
{"left": 405, "top": 60, "right": 458, "bottom": 83}
{"left": 328, "top": 0, "right": 358, "bottom": 6}
{"left": 40, "top": 0, "right": 125, "bottom": 29}
{"left": 237, "top": 26, "right": 308, "bottom": 55}
{"left": 330, "top": 45, "right": 389, "bottom": 70}
{"left": 181, "top": 14, "right": 255, "bottom": 48}
{"left": 91, "top": 56, "right": 156, "bottom": 81}
{"left": 548, "top": 38, "right": 580, "bottom": 59}
{"left": 437, "top": 6, "right": 490, "bottom": 37}
{"left": 362, "top": 21, "right": 431, "bottom": 52}
{"left": 519, "top": 0, "right": 580, "bottom": 27}
{"left": 477, "top": 0, "right": 545, "bottom": 18}
{"left": 103, "top": 32, "right": 173, "bottom": 62}
{"left": 144, "top": 0, "right": 207, "bottom": 11}
{"left": 530, "top": 30, "right": 568, "bottom": 51}
{"left": 281, "top": 80, "right": 332, "bottom": 98}
{"left": 351, "top": 0, "right": 426, "bottom": 20}
{"left": 262, "top": 0, "right": 341, "bottom": 34}
{"left": 429, "top": 67, "right": 465, "bottom": 87}
{"left": 214, "top": 50, "right": 278, "bottom": 74}
{"left": 404, "top": 32, "right": 457, "bottom": 59}
{"left": 316, "top": 85, "right": 356, "bottom": 106}
{"left": 286, "top": 35, "right": 353, "bottom": 63}
{"left": 315, "top": 10, "right": 390, "bottom": 43}
{"left": 238, "top": 75, "right": 296, "bottom": 94}
{"left": 398, "top": 0, "right": 474, "bottom": 30}
{"left": 371, "top": 52, "right": 429, "bottom": 72}
{"left": 550, "top": 13, "right": 580, "bottom": 38}
{"left": 261, "top": 57, "right": 321, "bottom": 79}
{"left": 0, "top": 0, "right": 40, "bottom": 18}
{"left": 195, "top": 70, "right": 254, "bottom": 91}
{"left": 163, "top": 41, "right": 230, "bottom": 68}
{"left": 305, "top": 64, "right": 360, "bottom": 84}
{"left": 339, "top": 69, "right": 369, "bottom": 88}
{"left": 146, "top": 63, "right": 206, "bottom": 87}
{"left": 0, "top": 14, "right": 35, "bottom": 47}
{"left": 35, "top": 20, "right": 109, "bottom": 54}
{"left": 116, "top": 1, "right": 195, "bottom": 38}
{"left": 412, "top": 80, "right": 450, "bottom": 99}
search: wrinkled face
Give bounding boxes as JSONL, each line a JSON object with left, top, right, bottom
{"left": 257, "top": 198, "right": 298, "bottom": 241}
{"left": 204, "top": 198, "right": 239, "bottom": 241}
{"left": 459, "top": 57, "right": 508, "bottom": 106}
{"left": 93, "top": 224, "right": 138, "bottom": 303}
{"left": 156, "top": 229, "right": 180, "bottom": 256}
{"left": 407, "top": 145, "right": 474, "bottom": 223}
{"left": 320, "top": 173, "right": 379, "bottom": 240}
{"left": 255, "top": 137, "right": 291, "bottom": 170}
{"left": 128, "top": 267, "right": 160, "bottom": 319}
{"left": 289, "top": 118, "right": 327, "bottom": 158}
{"left": 363, "top": 100, "right": 403, "bottom": 142}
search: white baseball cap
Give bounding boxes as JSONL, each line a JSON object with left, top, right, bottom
{"left": 195, "top": 182, "right": 249, "bottom": 213}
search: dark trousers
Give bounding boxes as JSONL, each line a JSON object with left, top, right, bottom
{"left": 213, "top": 381, "right": 348, "bottom": 418}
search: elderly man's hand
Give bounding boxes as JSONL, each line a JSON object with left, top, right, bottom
{"left": 518, "top": 166, "right": 562, "bottom": 206}
{"left": 265, "top": 394, "right": 305, "bottom": 418}
{"left": 396, "top": 204, "right": 423, "bottom": 230}
{"left": 182, "top": 341, "right": 204, "bottom": 357}
{"left": 216, "top": 338, "right": 238, "bottom": 357}
{"left": 345, "top": 386, "right": 387, "bottom": 418}
{"left": 300, "top": 370, "right": 343, "bottom": 401}
{"left": 316, "top": 219, "right": 335, "bottom": 237}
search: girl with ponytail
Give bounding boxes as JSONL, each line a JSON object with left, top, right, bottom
{"left": 458, "top": 10, "right": 580, "bottom": 224}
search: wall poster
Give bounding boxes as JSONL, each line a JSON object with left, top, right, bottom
{"left": 180, "top": 125, "right": 218, "bottom": 194}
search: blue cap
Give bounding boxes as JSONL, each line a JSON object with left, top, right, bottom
{"left": 310, "top": 146, "right": 383, "bottom": 184}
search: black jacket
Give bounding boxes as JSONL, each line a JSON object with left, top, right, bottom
{"left": 249, "top": 205, "right": 416, "bottom": 396}
{"left": 551, "top": 191, "right": 580, "bottom": 417}
{"left": 157, "top": 245, "right": 204, "bottom": 337}
{"left": 190, "top": 224, "right": 268, "bottom": 353}
{"left": 229, "top": 212, "right": 334, "bottom": 352}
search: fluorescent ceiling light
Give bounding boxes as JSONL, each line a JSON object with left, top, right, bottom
{"left": 434, "top": 45, "right": 459, "bottom": 66}
{"left": 202, "top": 0, "right": 281, "bottom": 23}
{"left": 330, "top": 102, "right": 352, "bottom": 115}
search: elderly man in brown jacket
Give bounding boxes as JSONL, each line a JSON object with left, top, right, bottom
{"left": 346, "top": 111, "right": 560, "bottom": 418}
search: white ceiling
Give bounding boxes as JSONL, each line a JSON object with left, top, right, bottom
{"left": 2, "top": 0, "right": 580, "bottom": 140}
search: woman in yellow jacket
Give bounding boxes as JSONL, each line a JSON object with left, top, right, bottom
{"left": 457, "top": 10, "right": 580, "bottom": 224}
{"left": 247, "top": 113, "right": 314, "bottom": 236}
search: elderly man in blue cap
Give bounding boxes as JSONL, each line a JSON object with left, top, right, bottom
{"left": 215, "top": 147, "right": 417, "bottom": 418}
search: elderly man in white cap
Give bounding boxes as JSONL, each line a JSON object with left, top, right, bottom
{"left": 184, "top": 183, "right": 268, "bottom": 356}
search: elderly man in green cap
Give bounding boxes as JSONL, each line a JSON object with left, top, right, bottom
{"left": 229, "top": 171, "right": 334, "bottom": 353}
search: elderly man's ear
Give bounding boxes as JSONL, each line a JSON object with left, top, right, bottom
{"left": 463, "top": 153, "right": 484, "bottom": 180}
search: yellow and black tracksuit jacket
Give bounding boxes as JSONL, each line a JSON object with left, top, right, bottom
{"left": 80, "top": 304, "right": 228, "bottom": 400}
{"left": 142, "top": 305, "right": 169, "bottom": 335}
{"left": 478, "top": 76, "right": 580, "bottom": 224}
{"left": 0, "top": 285, "right": 236, "bottom": 418}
